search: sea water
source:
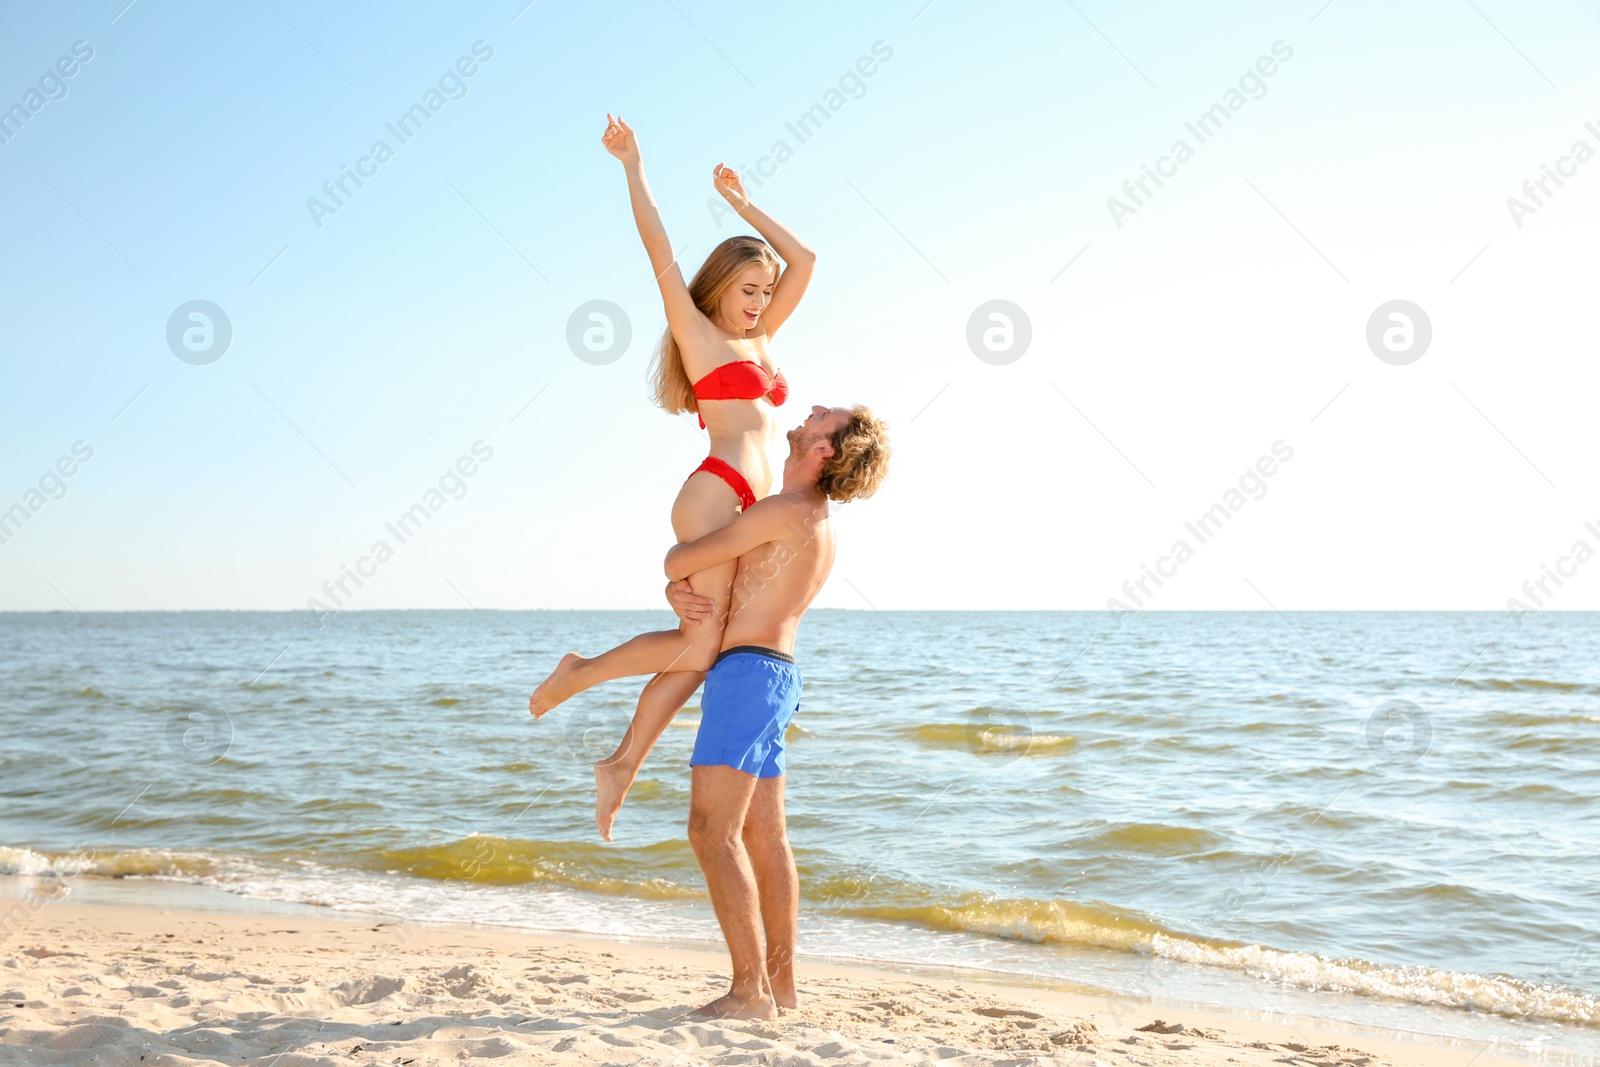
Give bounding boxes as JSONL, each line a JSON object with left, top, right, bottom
{"left": 1, "top": 609, "right": 1596, "bottom": 1059}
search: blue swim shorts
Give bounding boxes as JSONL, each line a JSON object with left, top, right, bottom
{"left": 690, "top": 645, "right": 802, "bottom": 779}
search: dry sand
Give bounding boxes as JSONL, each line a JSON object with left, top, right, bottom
{"left": 0, "top": 903, "right": 1538, "bottom": 1066}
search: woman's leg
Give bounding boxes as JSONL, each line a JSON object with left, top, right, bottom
{"left": 562, "top": 469, "right": 751, "bottom": 839}
{"left": 582, "top": 550, "right": 736, "bottom": 838}
{"left": 528, "top": 628, "right": 712, "bottom": 716}
{"left": 592, "top": 668, "right": 704, "bottom": 841}
{"left": 529, "top": 472, "right": 743, "bottom": 716}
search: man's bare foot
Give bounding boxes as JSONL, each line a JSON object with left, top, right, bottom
{"left": 768, "top": 981, "right": 799, "bottom": 1010}
{"left": 528, "top": 652, "right": 586, "bottom": 718}
{"left": 687, "top": 991, "right": 777, "bottom": 1019}
{"left": 594, "top": 759, "right": 635, "bottom": 842}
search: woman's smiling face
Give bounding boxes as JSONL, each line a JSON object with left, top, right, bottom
{"left": 716, "top": 265, "right": 776, "bottom": 333}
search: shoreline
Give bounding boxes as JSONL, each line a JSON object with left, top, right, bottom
{"left": 0, "top": 894, "right": 1558, "bottom": 1066}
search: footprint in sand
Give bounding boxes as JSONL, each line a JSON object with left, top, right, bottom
{"left": 972, "top": 1005, "right": 1044, "bottom": 1020}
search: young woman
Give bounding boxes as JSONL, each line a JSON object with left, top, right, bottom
{"left": 528, "top": 115, "right": 815, "bottom": 840}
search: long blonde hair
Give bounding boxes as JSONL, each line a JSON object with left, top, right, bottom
{"left": 650, "top": 236, "right": 782, "bottom": 414}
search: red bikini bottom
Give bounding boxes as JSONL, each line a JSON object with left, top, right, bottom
{"left": 688, "top": 456, "right": 756, "bottom": 510}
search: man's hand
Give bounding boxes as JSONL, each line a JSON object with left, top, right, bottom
{"left": 665, "top": 579, "right": 715, "bottom": 625}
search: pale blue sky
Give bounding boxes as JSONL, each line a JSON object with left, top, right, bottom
{"left": 3, "top": 0, "right": 1599, "bottom": 612}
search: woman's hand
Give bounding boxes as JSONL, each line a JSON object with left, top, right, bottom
{"left": 602, "top": 113, "right": 640, "bottom": 165}
{"left": 664, "top": 579, "right": 715, "bottom": 625}
{"left": 712, "top": 163, "right": 750, "bottom": 214}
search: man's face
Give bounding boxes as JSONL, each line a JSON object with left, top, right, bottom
{"left": 787, "top": 405, "right": 852, "bottom": 457}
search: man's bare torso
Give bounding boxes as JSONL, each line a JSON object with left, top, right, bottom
{"left": 719, "top": 494, "right": 835, "bottom": 655}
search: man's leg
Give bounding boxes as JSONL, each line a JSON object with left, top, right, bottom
{"left": 742, "top": 775, "right": 798, "bottom": 1008}
{"left": 687, "top": 765, "right": 776, "bottom": 1019}
{"left": 593, "top": 669, "right": 705, "bottom": 841}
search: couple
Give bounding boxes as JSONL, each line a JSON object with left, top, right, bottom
{"left": 527, "top": 115, "right": 889, "bottom": 1018}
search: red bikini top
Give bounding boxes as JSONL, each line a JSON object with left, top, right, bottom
{"left": 691, "top": 360, "right": 788, "bottom": 428}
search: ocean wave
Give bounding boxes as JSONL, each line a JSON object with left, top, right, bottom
{"left": 1154, "top": 937, "right": 1600, "bottom": 1028}
{"left": 1086, "top": 822, "right": 1226, "bottom": 853}
{"left": 0, "top": 846, "right": 65, "bottom": 878}
{"left": 1506, "top": 734, "right": 1599, "bottom": 753}
{"left": 1481, "top": 710, "right": 1600, "bottom": 728}
{"left": 844, "top": 895, "right": 1166, "bottom": 953}
{"left": 1462, "top": 677, "right": 1599, "bottom": 694}
{"left": 1492, "top": 781, "right": 1591, "bottom": 803}
{"left": 1244, "top": 694, "right": 1338, "bottom": 709}
{"left": 844, "top": 891, "right": 1600, "bottom": 1028}
{"left": 899, "top": 723, "right": 1076, "bottom": 755}
{"left": 0, "top": 845, "right": 217, "bottom": 880}
{"left": 370, "top": 835, "right": 702, "bottom": 901}
{"left": 1258, "top": 801, "right": 1366, "bottom": 832}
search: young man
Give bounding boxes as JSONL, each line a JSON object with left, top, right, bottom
{"left": 662, "top": 403, "right": 889, "bottom": 1020}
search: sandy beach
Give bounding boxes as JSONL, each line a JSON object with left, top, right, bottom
{"left": 0, "top": 902, "right": 1542, "bottom": 1067}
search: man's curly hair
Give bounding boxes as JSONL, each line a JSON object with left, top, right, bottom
{"left": 816, "top": 405, "right": 890, "bottom": 502}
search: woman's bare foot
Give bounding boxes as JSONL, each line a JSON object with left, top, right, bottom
{"left": 686, "top": 990, "right": 777, "bottom": 1019}
{"left": 528, "top": 653, "right": 587, "bottom": 718}
{"left": 593, "top": 759, "right": 636, "bottom": 842}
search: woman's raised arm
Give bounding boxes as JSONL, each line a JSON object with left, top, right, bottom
{"left": 603, "top": 116, "right": 707, "bottom": 356}
{"left": 712, "top": 164, "right": 816, "bottom": 339}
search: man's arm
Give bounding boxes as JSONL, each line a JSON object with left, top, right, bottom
{"left": 665, "top": 497, "right": 792, "bottom": 580}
